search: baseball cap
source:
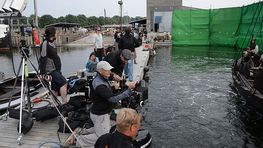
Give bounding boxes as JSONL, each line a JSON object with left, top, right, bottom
{"left": 122, "top": 49, "right": 132, "bottom": 60}
{"left": 96, "top": 61, "right": 113, "bottom": 71}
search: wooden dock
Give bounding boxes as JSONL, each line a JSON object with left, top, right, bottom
{"left": 0, "top": 45, "right": 150, "bottom": 148}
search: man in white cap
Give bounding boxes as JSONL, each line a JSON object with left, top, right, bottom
{"left": 66, "top": 61, "right": 136, "bottom": 147}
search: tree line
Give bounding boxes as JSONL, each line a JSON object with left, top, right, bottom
{"left": 18, "top": 14, "right": 143, "bottom": 28}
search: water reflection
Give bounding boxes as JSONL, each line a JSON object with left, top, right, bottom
{"left": 143, "top": 46, "right": 263, "bottom": 148}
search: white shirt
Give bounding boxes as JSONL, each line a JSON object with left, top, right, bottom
{"left": 94, "top": 33, "right": 103, "bottom": 49}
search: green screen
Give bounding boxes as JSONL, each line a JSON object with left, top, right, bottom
{"left": 172, "top": 2, "right": 263, "bottom": 49}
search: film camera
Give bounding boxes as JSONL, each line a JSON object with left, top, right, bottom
{"left": 119, "top": 80, "right": 148, "bottom": 109}
{"left": 20, "top": 39, "right": 31, "bottom": 58}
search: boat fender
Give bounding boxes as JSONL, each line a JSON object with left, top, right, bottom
{"left": 32, "top": 28, "right": 41, "bottom": 47}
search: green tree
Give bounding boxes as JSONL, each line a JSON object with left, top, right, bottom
{"left": 20, "top": 16, "right": 28, "bottom": 25}
{"left": 31, "top": 14, "right": 144, "bottom": 28}
{"left": 28, "top": 14, "right": 35, "bottom": 25}
{"left": 111, "top": 15, "right": 121, "bottom": 24}
{"left": 65, "top": 14, "right": 78, "bottom": 23}
{"left": 77, "top": 14, "right": 87, "bottom": 26}
{"left": 98, "top": 16, "right": 105, "bottom": 25}
{"left": 87, "top": 16, "right": 99, "bottom": 26}
{"left": 39, "top": 15, "right": 55, "bottom": 28}
{"left": 56, "top": 16, "right": 66, "bottom": 23}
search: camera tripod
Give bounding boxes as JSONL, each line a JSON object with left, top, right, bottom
{"left": 6, "top": 40, "right": 63, "bottom": 145}
{"left": 17, "top": 44, "right": 33, "bottom": 145}
{"left": 5, "top": 42, "right": 34, "bottom": 145}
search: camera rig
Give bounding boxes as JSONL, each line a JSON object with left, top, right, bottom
{"left": 117, "top": 79, "right": 148, "bottom": 110}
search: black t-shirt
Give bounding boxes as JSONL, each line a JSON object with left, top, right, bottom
{"left": 104, "top": 50, "right": 124, "bottom": 76}
{"left": 95, "top": 131, "right": 135, "bottom": 148}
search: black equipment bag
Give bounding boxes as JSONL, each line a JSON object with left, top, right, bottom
{"left": 32, "top": 107, "right": 58, "bottom": 121}
{"left": 8, "top": 108, "right": 28, "bottom": 119}
{"left": 68, "top": 95, "right": 87, "bottom": 109}
{"left": 135, "top": 86, "right": 148, "bottom": 101}
{"left": 67, "top": 108, "right": 90, "bottom": 122}
{"left": 17, "top": 116, "right": 34, "bottom": 135}
{"left": 58, "top": 118, "right": 80, "bottom": 133}
{"left": 57, "top": 109, "right": 93, "bottom": 133}
{"left": 67, "top": 76, "right": 88, "bottom": 94}
{"left": 8, "top": 108, "right": 34, "bottom": 134}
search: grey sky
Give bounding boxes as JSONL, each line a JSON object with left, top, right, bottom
{"left": 23, "top": 0, "right": 258, "bottom": 18}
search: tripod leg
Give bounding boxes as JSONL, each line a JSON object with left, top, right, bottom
{"left": 24, "top": 59, "right": 32, "bottom": 113}
{"left": 18, "top": 58, "right": 25, "bottom": 144}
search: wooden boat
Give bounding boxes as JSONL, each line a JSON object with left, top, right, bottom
{"left": 232, "top": 65, "right": 263, "bottom": 113}
{"left": 0, "top": 72, "right": 44, "bottom": 110}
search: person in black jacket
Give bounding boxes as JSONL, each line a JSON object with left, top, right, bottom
{"left": 104, "top": 49, "right": 133, "bottom": 81}
{"left": 114, "top": 28, "right": 122, "bottom": 51}
{"left": 118, "top": 27, "right": 140, "bottom": 81}
{"left": 95, "top": 108, "right": 142, "bottom": 148}
{"left": 66, "top": 61, "right": 136, "bottom": 147}
{"left": 39, "top": 27, "right": 67, "bottom": 104}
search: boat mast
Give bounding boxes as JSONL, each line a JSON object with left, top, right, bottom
{"left": 34, "top": 0, "right": 38, "bottom": 27}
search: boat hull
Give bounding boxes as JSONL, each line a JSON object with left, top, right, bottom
{"left": 0, "top": 73, "right": 44, "bottom": 110}
{"left": 232, "top": 70, "right": 263, "bottom": 113}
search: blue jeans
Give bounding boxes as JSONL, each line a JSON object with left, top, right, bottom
{"left": 124, "top": 59, "right": 133, "bottom": 81}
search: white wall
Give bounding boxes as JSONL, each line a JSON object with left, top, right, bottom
{"left": 154, "top": 11, "right": 173, "bottom": 32}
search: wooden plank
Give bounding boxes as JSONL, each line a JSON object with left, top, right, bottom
{"left": 133, "top": 45, "right": 150, "bottom": 82}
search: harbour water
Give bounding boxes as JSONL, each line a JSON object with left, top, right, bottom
{"left": 143, "top": 46, "right": 263, "bottom": 148}
{"left": 1, "top": 45, "right": 263, "bottom": 147}
{"left": 0, "top": 46, "right": 94, "bottom": 79}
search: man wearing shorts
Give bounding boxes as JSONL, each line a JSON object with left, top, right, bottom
{"left": 39, "top": 27, "right": 67, "bottom": 104}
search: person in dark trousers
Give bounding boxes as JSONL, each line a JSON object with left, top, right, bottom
{"left": 94, "top": 27, "right": 104, "bottom": 61}
{"left": 66, "top": 61, "right": 136, "bottom": 147}
{"left": 95, "top": 108, "right": 142, "bottom": 148}
{"left": 114, "top": 28, "right": 122, "bottom": 51}
{"left": 118, "top": 27, "right": 140, "bottom": 81}
{"left": 39, "top": 27, "right": 68, "bottom": 104}
{"left": 104, "top": 49, "right": 133, "bottom": 81}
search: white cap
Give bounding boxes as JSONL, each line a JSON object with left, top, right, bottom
{"left": 96, "top": 61, "right": 113, "bottom": 71}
